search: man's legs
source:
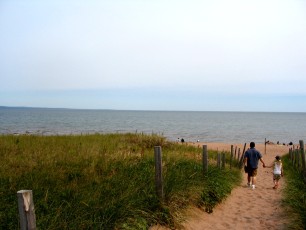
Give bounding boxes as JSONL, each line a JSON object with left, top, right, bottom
{"left": 247, "top": 175, "right": 251, "bottom": 184}
{"left": 248, "top": 168, "right": 257, "bottom": 189}
{"left": 252, "top": 176, "right": 256, "bottom": 186}
{"left": 247, "top": 176, "right": 256, "bottom": 189}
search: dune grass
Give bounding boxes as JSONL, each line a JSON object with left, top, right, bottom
{"left": 0, "top": 133, "right": 242, "bottom": 229}
{"left": 282, "top": 154, "right": 306, "bottom": 229}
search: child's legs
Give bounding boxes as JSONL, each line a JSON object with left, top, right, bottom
{"left": 273, "top": 174, "right": 281, "bottom": 186}
{"left": 276, "top": 179, "right": 280, "bottom": 186}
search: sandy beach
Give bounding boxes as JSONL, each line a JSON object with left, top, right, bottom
{"left": 152, "top": 142, "right": 294, "bottom": 230}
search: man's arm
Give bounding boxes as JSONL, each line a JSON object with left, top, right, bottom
{"left": 260, "top": 158, "right": 265, "bottom": 167}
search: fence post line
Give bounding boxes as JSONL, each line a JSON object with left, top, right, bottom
{"left": 202, "top": 145, "right": 208, "bottom": 175}
{"left": 17, "top": 190, "right": 36, "bottom": 230}
{"left": 154, "top": 146, "right": 164, "bottom": 200}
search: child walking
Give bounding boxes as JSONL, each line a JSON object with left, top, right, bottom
{"left": 265, "top": 155, "right": 284, "bottom": 189}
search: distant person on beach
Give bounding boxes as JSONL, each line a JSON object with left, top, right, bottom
{"left": 264, "top": 155, "right": 284, "bottom": 189}
{"left": 181, "top": 138, "right": 185, "bottom": 143}
{"left": 243, "top": 142, "right": 266, "bottom": 189}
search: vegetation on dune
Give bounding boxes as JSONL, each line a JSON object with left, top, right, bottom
{"left": 282, "top": 155, "right": 306, "bottom": 229}
{"left": 0, "top": 134, "right": 242, "bottom": 229}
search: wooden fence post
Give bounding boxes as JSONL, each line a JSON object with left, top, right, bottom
{"left": 154, "top": 146, "right": 164, "bottom": 200}
{"left": 239, "top": 143, "right": 247, "bottom": 168}
{"left": 217, "top": 152, "right": 221, "bottom": 169}
{"left": 202, "top": 145, "right": 208, "bottom": 175}
{"left": 296, "top": 149, "right": 300, "bottom": 170}
{"left": 265, "top": 138, "right": 267, "bottom": 155}
{"left": 292, "top": 148, "right": 295, "bottom": 165}
{"left": 296, "top": 146, "right": 299, "bottom": 167}
{"left": 230, "top": 145, "right": 233, "bottom": 169}
{"left": 222, "top": 152, "right": 226, "bottom": 169}
{"left": 234, "top": 146, "right": 237, "bottom": 159}
{"left": 292, "top": 147, "right": 295, "bottom": 165}
{"left": 17, "top": 190, "right": 36, "bottom": 230}
{"left": 299, "top": 140, "right": 306, "bottom": 182}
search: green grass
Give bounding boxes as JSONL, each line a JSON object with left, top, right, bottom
{"left": 0, "top": 134, "right": 242, "bottom": 229}
{"left": 282, "top": 154, "right": 306, "bottom": 229}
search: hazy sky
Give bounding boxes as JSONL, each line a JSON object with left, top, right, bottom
{"left": 1, "top": 0, "right": 306, "bottom": 112}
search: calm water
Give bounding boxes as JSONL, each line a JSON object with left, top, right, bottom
{"left": 1, "top": 107, "right": 306, "bottom": 144}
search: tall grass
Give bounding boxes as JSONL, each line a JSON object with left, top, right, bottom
{"left": 0, "top": 134, "right": 241, "bottom": 229}
{"left": 282, "top": 154, "right": 306, "bottom": 229}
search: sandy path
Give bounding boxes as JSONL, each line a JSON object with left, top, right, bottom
{"left": 152, "top": 142, "right": 293, "bottom": 230}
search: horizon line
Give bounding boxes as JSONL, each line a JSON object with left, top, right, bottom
{"left": 0, "top": 105, "right": 304, "bottom": 113}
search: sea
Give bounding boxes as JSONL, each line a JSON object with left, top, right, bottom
{"left": 1, "top": 107, "right": 306, "bottom": 144}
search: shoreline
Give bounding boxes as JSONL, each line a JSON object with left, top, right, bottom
{"left": 186, "top": 142, "right": 297, "bottom": 156}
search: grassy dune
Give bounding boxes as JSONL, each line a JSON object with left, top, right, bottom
{"left": 282, "top": 155, "right": 306, "bottom": 229}
{"left": 0, "top": 134, "right": 241, "bottom": 229}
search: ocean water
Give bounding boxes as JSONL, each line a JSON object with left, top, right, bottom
{"left": 1, "top": 107, "right": 306, "bottom": 144}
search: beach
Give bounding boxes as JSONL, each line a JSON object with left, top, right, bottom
{"left": 152, "top": 142, "right": 294, "bottom": 230}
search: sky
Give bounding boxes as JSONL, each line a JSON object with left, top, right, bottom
{"left": 1, "top": 0, "right": 306, "bottom": 112}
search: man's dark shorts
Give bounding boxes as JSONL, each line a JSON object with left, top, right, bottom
{"left": 247, "top": 168, "right": 258, "bottom": 177}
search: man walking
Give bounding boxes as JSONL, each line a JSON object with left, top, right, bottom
{"left": 243, "top": 142, "right": 266, "bottom": 189}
